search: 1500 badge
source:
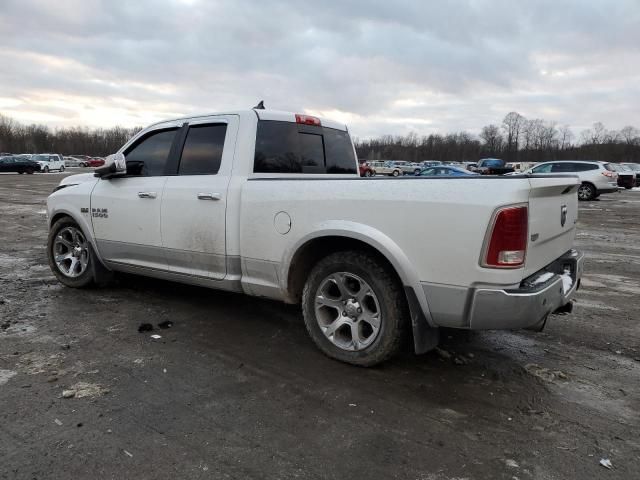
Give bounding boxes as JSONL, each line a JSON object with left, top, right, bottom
{"left": 92, "top": 208, "right": 108, "bottom": 218}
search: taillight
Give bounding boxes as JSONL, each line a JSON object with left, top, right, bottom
{"left": 295, "top": 114, "right": 321, "bottom": 126}
{"left": 483, "top": 205, "right": 528, "bottom": 268}
{"left": 601, "top": 171, "right": 615, "bottom": 178}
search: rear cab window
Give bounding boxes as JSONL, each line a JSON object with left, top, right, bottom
{"left": 253, "top": 120, "right": 357, "bottom": 174}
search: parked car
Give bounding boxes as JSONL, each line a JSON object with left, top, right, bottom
{"left": 87, "top": 157, "right": 106, "bottom": 167}
{"left": 620, "top": 163, "right": 640, "bottom": 184}
{"left": 69, "top": 155, "right": 92, "bottom": 167}
{"left": 416, "top": 166, "right": 480, "bottom": 176}
{"left": 475, "top": 158, "right": 515, "bottom": 175}
{"left": 64, "top": 156, "right": 84, "bottom": 167}
{"left": 0, "top": 156, "right": 42, "bottom": 174}
{"left": 396, "top": 162, "right": 423, "bottom": 175}
{"left": 610, "top": 164, "right": 636, "bottom": 189}
{"left": 521, "top": 160, "right": 618, "bottom": 201}
{"left": 46, "top": 108, "right": 583, "bottom": 366}
{"left": 369, "top": 160, "right": 402, "bottom": 177}
{"left": 358, "top": 161, "right": 375, "bottom": 177}
{"left": 32, "top": 153, "right": 65, "bottom": 172}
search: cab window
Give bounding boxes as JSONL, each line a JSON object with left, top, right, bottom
{"left": 124, "top": 128, "right": 178, "bottom": 176}
{"left": 178, "top": 124, "right": 227, "bottom": 175}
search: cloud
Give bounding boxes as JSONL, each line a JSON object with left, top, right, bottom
{"left": 0, "top": 0, "right": 639, "bottom": 137}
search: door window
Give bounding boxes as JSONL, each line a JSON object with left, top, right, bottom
{"left": 124, "top": 128, "right": 178, "bottom": 176}
{"left": 178, "top": 124, "right": 227, "bottom": 175}
{"left": 532, "top": 163, "right": 553, "bottom": 173}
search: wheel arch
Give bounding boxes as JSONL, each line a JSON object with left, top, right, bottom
{"left": 282, "top": 225, "right": 439, "bottom": 353}
{"left": 48, "top": 208, "right": 107, "bottom": 268}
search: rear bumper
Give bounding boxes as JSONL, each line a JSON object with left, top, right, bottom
{"left": 468, "top": 249, "right": 584, "bottom": 330}
{"left": 597, "top": 186, "right": 619, "bottom": 194}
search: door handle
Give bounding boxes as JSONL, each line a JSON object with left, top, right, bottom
{"left": 138, "top": 191, "right": 157, "bottom": 199}
{"left": 197, "top": 193, "right": 222, "bottom": 201}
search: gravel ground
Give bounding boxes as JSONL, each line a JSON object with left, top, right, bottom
{"left": 0, "top": 173, "right": 638, "bottom": 479}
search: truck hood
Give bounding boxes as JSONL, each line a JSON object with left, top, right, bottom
{"left": 56, "top": 173, "right": 97, "bottom": 189}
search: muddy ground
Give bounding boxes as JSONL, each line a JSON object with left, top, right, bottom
{"left": 0, "top": 172, "right": 638, "bottom": 480}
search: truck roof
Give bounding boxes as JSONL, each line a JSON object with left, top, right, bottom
{"left": 147, "top": 109, "right": 348, "bottom": 132}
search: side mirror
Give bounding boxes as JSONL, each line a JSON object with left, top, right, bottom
{"left": 94, "top": 153, "right": 126, "bottom": 178}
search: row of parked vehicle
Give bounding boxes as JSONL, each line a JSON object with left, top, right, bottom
{"left": 358, "top": 158, "right": 640, "bottom": 201}
{"left": 0, "top": 153, "right": 105, "bottom": 174}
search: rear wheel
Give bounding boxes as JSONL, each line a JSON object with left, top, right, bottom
{"left": 392, "top": 169, "right": 400, "bottom": 177}
{"left": 414, "top": 168, "right": 421, "bottom": 175}
{"left": 365, "top": 170, "right": 373, "bottom": 177}
{"left": 577, "top": 182, "right": 596, "bottom": 201}
{"left": 79, "top": 162, "right": 85, "bottom": 167}
{"left": 43, "top": 166, "right": 50, "bottom": 173}
{"left": 25, "top": 167, "right": 35, "bottom": 174}
{"left": 302, "top": 251, "right": 408, "bottom": 366}
{"left": 60, "top": 165, "right": 65, "bottom": 172}
{"left": 18, "top": 170, "right": 24, "bottom": 174}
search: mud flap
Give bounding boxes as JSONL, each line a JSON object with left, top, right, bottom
{"left": 404, "top": 287, "right": 439, "bottom": 354}
{"left": 90, "top": 242, "right": 115, "bottom": 287}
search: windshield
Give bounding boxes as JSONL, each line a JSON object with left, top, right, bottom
{"left": 32, "top": 154, "right": 48, "bottom": 161}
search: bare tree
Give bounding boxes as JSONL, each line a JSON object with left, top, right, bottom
{"left": 558, "top": 125, "right": 574, "bottom": 150}
{"left": 501, "top": 112, "right": 525, "bottom": 161}
{"left": 619, "top": 126, "right": 639, "bottom": 145}
{"left": 480, "top": 124, "right": 504, "bottom": 156}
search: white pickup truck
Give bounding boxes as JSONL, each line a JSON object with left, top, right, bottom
{"left": 46, "top": 108, "right": 584, "bottom": 366}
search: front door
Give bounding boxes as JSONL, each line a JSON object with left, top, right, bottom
{"left": 91, "top": 126, "right": 180, "bottom": 270}
{"left": 160, "top": 116, "right": 238, "bottom": 279}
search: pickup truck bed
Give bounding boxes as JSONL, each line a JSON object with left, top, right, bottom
{"left": 46, "top": 109, "right": 584, "bottom": 366}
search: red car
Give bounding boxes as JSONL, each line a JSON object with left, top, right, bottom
{"left": 359, "top": 161, "right": 375, "bottom": 177}
{"left": 87, "top": 157, "right": 105, "bottom": 167}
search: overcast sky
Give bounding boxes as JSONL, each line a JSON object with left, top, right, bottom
{"left": 0, "top": 0, "right": 638, "bottom": 138}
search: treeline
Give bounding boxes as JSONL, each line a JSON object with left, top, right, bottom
{"left": 2, "top": 111, "right": 640, "bottom": 163}
{"left": 356, "top": 112, "right": 640, "bottom": 164}
{"left": 0, "top": 114, "right": 141, "bottom": 156}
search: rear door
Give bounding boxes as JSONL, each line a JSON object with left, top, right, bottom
{"left": 91, "top": 126, "right": 181, "bottom": 270}
{"left": 160, "top": 115, "right": 239, "bottom": 279}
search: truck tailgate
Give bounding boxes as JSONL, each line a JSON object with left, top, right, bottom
{"left": 524, "top": 176, "right": 580, "bottom": 277}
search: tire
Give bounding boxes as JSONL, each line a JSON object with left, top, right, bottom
{"left": 301, "top": 250, "right": 408, "bottom": 367}
{"left": 60, "top": 165, "right": 65, "bottom": 172}
{"left": 392, "top": 170, "right": 400, "bottom": 177}
{"left": 625, "top": 186, "right": 632, "bottom": 190}
{"left": 414, "top": 169, "right": 421, "bottom": 175}
{"left": 26, "top": 167, "right": 34, "bottom": 174}
{"left": 43, "top": 166, "right": 50, "bottom": 173}
{"left": 18, "top": 171, "right": 24, "bottom": 174}
{"left": 365, "top": 170, "right": 373, "bottom": 177}
{"left": 577, "top": 182, "right": 596, "bottom": 201}
{"left": 48, "top": 217, "right": 102, "bottom": 288}
{"left": 79, "top": 162, "right": 85, "bottom": 168}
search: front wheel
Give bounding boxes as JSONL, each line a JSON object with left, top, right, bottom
{"left": 48, "top": 218, "right": 95, "bottom": 288}
{"left": 302, "top": 251, "right": 408, "bottom": 366}
{"left": 577, "top": 183, "right": 596, "bottom": 201}
{"left": 18, "top": 170, "right": 24, "bottom": 174}
{"left": 365, "top": 170, "right": 373, "bottom": 177}
{"left": 43, "top": 166, "right": 50, "bottom": 173}
{"left": 392, "top": 170, "right": 400, "bottom": 177}
{"left": 26, "top": 167, "right": 35, "bottom": 174}
{"left": 60, "top": 165, "right": 65, "bottom": 172}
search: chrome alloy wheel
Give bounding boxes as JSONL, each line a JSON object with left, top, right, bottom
{"left": 53, "top": 226, "right": 89, "bottom": 278}
{"left": 577, "top": 184, "right": 593, "bottom": 200}
{"left": 314, "top": 272, "right": 381, "bottom": 351}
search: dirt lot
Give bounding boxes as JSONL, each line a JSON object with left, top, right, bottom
{"left": 1, "top": 173, "right": 638, "bottom": 479}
